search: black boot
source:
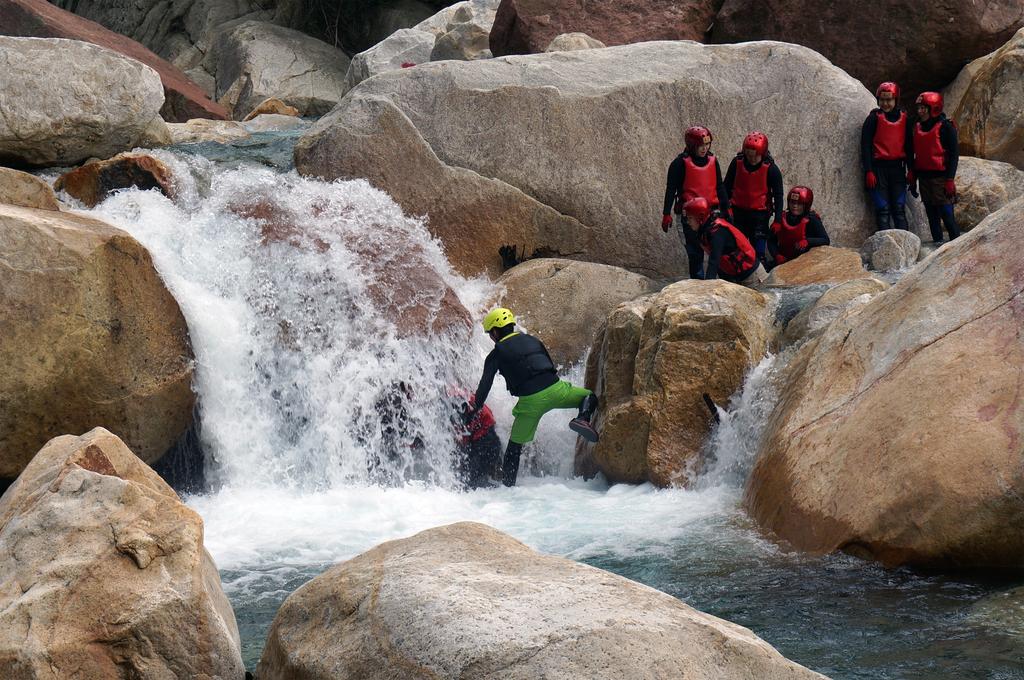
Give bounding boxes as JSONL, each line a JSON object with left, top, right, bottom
{"left": 501, "top": 441, "right": 523, "bottom": 487}
{"left": 569, "top": 394, "right": 600, "bottom": 443}
{"left": 892, "top": 202, "right": 909, "bottom": 231}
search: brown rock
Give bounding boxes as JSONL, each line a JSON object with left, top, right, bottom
{"left": 578, "top": 280, "right": 773, "bottom": 487}
{"left": 490, "top": 0, "right": 717, "bottom": 56}
{"left": 0, "top": 167, "right": 59, "bottom": 210}
{"left": 745, "top": 197, "right": 1024, "bottom": 569}
{"left": 0, "top": 0, "right": 227, "bottom": 122}
{"left": 765, "top": 246, "right": 867, "bottom": 286}
{"left": 54, "top": 153, "right": 176, "bottom": 208}
{"left": 0, "top": 204, "right": 194, "bottom": 479}
{"left": 242, "top": 97, "right": 301, "bottom": 121}
{"left": 711, "top": 0, "right": 1024, "bottom": 102}
{"left": 0, "top": 428, "right": 244, "bottom": 678}
{"left": 954, "top": 156, "right": 1024, "bottom": 230}
{"left": 497, "top": 258, "right": 661, "bottom": 366}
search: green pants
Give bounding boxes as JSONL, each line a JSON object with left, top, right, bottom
{"left": 510, "top": 381, "right": 591, "bottom": 444}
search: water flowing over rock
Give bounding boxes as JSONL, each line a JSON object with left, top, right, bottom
{"left": 954, "top": 157, "right": 1024, "bottom": 231}
{"left": 0, "top": 167, "right": 60, "bottom": 211}
{"left": 55, "top": 153, "right": 177, "bottom": 208}
{"left": 780, "top": 278, "right": 889, "bottom": 347}
{"left": 489, "top": 0, "right": 717, "bottom": 55}
{"left": 948, "top": 28, "right": 1024, "bottom": 170}
{"left": 546, "top": 32, "right": 606, "bottom": 52}
{"left": 215, "top": 21, "right": 349, "bottom": 118}
{"left": 257, "top": 522, "right": 827, "bottom": 679}
{"left": 0, "top": 37, "right": 165, "bottom": 167}
{"left": 577, "top": 280, "right": 773, "bottom": 487}
{"left": 0, "top": 204, "right": 194, "bottom": 479}
{"left": 296, "top": 41, "right": 875, "bottom": 278}
{"left": 0, "top": 428, "right": 244, "bottom": 678}
{"left": 497, "top": 258, "right": 660, "bottom": 366}
{"left": 764, "top": 246, "right": 867, "bottom": 286}
{"left": 860, "top": 230, "right": 921, "bottom": 272}
{"left": 712, "top": 0, "right": 1024, "bottom": 99}
{"left": 746, "top": 197, "right": 1024, "bottom": 569}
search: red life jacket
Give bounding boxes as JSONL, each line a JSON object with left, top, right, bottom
{"left": 731, "top": 155, "right": 771, "bottom": 211}
{"left": 913, "top": 121, "right": 946, "bottom": 172}
{"left": 775, "top": 213, "right": 810, "bottom": 261}
{"left": 873, "top": 110, "right": 907, "bottom": 161}
{"left": 701, "top": 218, "right": 757, "bottom": 277}
{"left": 680, "top": 154, "right": 719, "bottom": 209}
{"left": 462, "top": 401, "right": 495, "bottom": 445}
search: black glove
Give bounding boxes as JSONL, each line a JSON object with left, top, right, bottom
{"left": 498, "top": 245, "right": 521, "bottom": 270}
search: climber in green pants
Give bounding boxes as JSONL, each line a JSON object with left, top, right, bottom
{"left": 463, "top": 307, "right": 599, "bottom": 487}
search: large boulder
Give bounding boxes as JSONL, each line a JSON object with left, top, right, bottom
{"left": 780, "top": 278, "right": 889, "bottom": 347}
{"left": 859, "top": 229, "right": 921, "bottom": 272}
{"left": 764, "top": 246, "right": 867, "bottom": 286}
{"left": 0, "top": 204, "right": 194, "bottom": 479}
{"left": 954, "top": 156, "right": 1024, "bottom": 230}
{"left": 296, "top": 41, "right": 875, "bottom": 278}
{"left": 258, "top": 522, "right": 826, "bottom": 679}
{"left": 711, "top": 0, "right": 1024, "bottom": 100}
{"left": 746, "top": 197, "right": 1024, "bottom": 569}
{"left": 215, "top": 21, "right": 350, "bottom": 119}
{"left": 948, "top": 28, "right": 1024, "bottom": 170}
{"left": 55, "top": 153, "right": 176, "bottom": 208}
{"left": 0, "top": 37, "right": 165, "bottom": 167}
{"left": 497, "top": 258, "right": 660, "bottom": 366}
{"left": 344, "top": 28, "right": 435, "bottom": 93}
{"left": 0, "top": 0, "right": 227, "bottom": 122}
{"left": 0, "top": 428, "right": 244, "bottom": 678}
{"left": 489, "top": 0, "right": 718, "bottom": 56}
{"left": 0, "top": 167, "right": 60, "bottom": 211}
{"left": 577, "top": 280, "right": 773, "bottom": 487}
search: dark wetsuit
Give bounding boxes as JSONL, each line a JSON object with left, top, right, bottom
{"left": 861, "top": 107, "right": 914, "bottom": 231}
{"left": 473, "top": 332, "right": 558, "bottom": 407}
{"left": 912, "top": 115, "right": 960, "bottom": 242}
{"left": 724, "top": 153, "right": 784, "bottom": 261}
{"left": 663, "top": 152, "right": 730, "bottom": 279}
{"left": 695, "top": 218, "right": 758, "bottom": 283}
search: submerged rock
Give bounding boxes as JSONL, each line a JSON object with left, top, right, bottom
{"left": 746, "top": 197, "right": 1024, "bottom": 569}
{"left": 55, "top": 153, "right": 176, "bottom": 208}
{"left": 0, "top": 167, "right": 60, "bottom": 211}
{"left": 578, "top": 280, "right": 773, "bottom": 487}
{"left": 0, "top": 428, "right": 244, "bottom": 678}
{"left": 0, "top": 203, "right": 194, "bottom": 478}
{"left": 765, "top": 246, "right": 867, "bottom": 286}
{"left": 257, "top": 522, "right": 827, "bottom": 679}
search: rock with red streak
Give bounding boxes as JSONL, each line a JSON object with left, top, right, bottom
{"left": 0, "top": 0, "right": 227, "bottom": 122}
{"left": 489, "top": 0, "right": 717, "bottom": 56}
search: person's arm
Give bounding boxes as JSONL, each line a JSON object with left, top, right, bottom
{"left": 472, "top": 351, "right": 499, "bottom": 412}
{"left": 723, "top": 157, "right": 737, "bottom": 199}
{"left": 941, "top": 119, "right": 959, "bottom": 179}
{"left": 715, "top": 159, "right": 730, "bottom": 213}
{"left": 663, "top": 157, "right": 683, "bottom": 215}
{"left": 704, "top": 226, "right": 728, "bottom": 280}
{"left": 861, "top": 113, "right": 877, "bottom": 173}
{"left": 805, "top": 213, "right": 830, "bottom": 248}
{"left": 768, "top": 163, "right": 784, "bottom": 223}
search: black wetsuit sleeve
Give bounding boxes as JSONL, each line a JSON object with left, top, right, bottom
{"left": 768, "top": 163, "right": 784, "bottom": 223}
{"left": 663, "top": 156, "right": 684, "bottom": 215}
{"left": 941, "top": 120, "right": 959, "bottom": 179}
{"left": 716, "top": 159, "right": 730, "bottom": 212}
{"left": 806, "top": 214, "right": 830, "bottom": 248}
{"left": 861, "top": 113, "right": 877, "bottom": 173}
{"left": 724, "top": 157, "right": 737, "bottom": 199}
{"left": 473, "top": 350, "right": 499, "bottom": 410}
{"left": 704, "top": 226, "right": 730, "bottom": 280}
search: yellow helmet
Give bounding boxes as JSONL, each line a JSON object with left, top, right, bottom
{"left": 482, "top": 307, "right": 516, "bottom": 331}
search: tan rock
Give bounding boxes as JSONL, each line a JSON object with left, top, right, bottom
{"left": 781, "top": 278, "right": 889, "bottom": 347}
{"left": 242, "top": 96, "right": 301, "bottom": 121}
{"left": 746, "top": 197, "right": 1024, "bottom": 568}
{"left": 497, "top": 258, "right": 660, "bottom": 366}
{"left": 954, "top": 156, "right": 1024, "bottom": 231}
{"left": 166, "top": 117, "right": 252, "bottom": 144}
{"left": 257, "top": 522, "right": 827, "bottom": 680}
{"left": 545, "top": 32, "right": 607, "bottom": 52}
{"left": 765, "top": 246, "right": 867, "bottom": 286}
{"left": 859, "top": 229, "right": 920, "bottom": 272}
{"left": 0, "top": 204, "right": 194, "bottom": 479}
{"left": 0, "top": 167, "right": 59, "bottom": 210}
{"left": 54, "top": 153, "right": 176, "bottom": 208}
{"left": 0, "top": 428, "right": 244, "bottom": 678}
{"left": 578, "top": 280, "right": 773, "bottom": 487}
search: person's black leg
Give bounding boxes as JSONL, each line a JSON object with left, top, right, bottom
{"left": 501, "top": 441, "right": 523, "bottom": 487}
{"left": 888, "top": 166, "right": 909, "bottom": 230}
{"left": 873, "top": 168, "right": 892, "bottom": 230}
{"left": 925, "top": 204, "right": 944, "bottom": 242}
{"left": 940, "top": 203, "right": 961, "bottom": 240}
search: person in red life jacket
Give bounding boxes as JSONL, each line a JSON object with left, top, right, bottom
{"left": 724, "top": 131, "right": 784, "bottom": 265}
{"left": 661, "top": 125, "right": 731, "bottom": 279}
{"left": 861, "top": 81, "right": 913, "bottom": 231}
{"left": 452, "top": 394, "right": 503, "bottom": 489}
{"left": 682, "top": 197, "right": 767, "bottom": 286}
{"left": 908, "top": 92, "right": 961, "bottom": 244}
{"left": 767, "top": 186, "right": 830, "bottom": 267}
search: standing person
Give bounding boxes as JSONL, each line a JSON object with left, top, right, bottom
{"left": 682, "top": 197, "right": 766, "bottom": 286}
{"left": 661, "top": 125, "right": 731, "bottom": 279}
{"left": 909, "top": 92, "right": 961, "bottom": 244}
{"left": 724, "top": 131, "right": 784, "bottom": 264}
{"left": 465, "top": 308, "right": 599, "bottom": 487}
{"left": 767, "top": 186, "right": 830, "bottom": 267}
{"left": 861, "top": 81, "right": 913, "bottom": 231}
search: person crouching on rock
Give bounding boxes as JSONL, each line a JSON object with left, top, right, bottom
{"left": 861, "top": 81, "right": 912, "bottom": 231}
{"left": 661, "top": 125, "right": 731, "bottom": 280}
{"left": 452, "top": 393, "right": 502, "bottom": 489}
{"left": 767, "top": 186, "right": 830, "bottom": 268}
{"left": 464, "top": 308, "right": 599, "bottom": 487}
{"left": 908, "top": 91, "right": 961, "bottom": 245}
{"left": 724, "top": 131, "right": 784, "bottom": 266}
{"left": 682, "top": 197, "right": 767, "bottom": 286}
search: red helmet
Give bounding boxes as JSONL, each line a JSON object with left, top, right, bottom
{"left": 916, "top": 92, "right": 943, "bottom": 118}
{"left": 682, "top": 197, "right": 711, "bottom": 223}
{"left": 685, "top": 126, "right": 713, "bottom": 153}
{"left": 787, "top": 186, "right": 814, "bottom": 211}
{"left": 742, "top": 131, "right": 768, "bottom": 156}
{"left": 875, "top": 81, "right": 900, "bottom": 102}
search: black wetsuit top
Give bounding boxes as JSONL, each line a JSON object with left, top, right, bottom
{"left": 913, "top": 115, "right": 959, "bottom": 179}
{"left": 662, "top": 152, "right": 730, "bottom": 215}
{"left": 860, "top": 108, "right": 914, "bottom": 172}
{"left": 723, "top": 153, "right": 785, "bottom": 222}
{"left": 696, "top": 218, "right": 756, "bottom": 283}
{"left": 474, "top": 332, "right": 559, "bottom": 406}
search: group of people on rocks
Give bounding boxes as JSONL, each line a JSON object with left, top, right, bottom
{"left": 660, "top": 82, "right": 962, "bottom": 283}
